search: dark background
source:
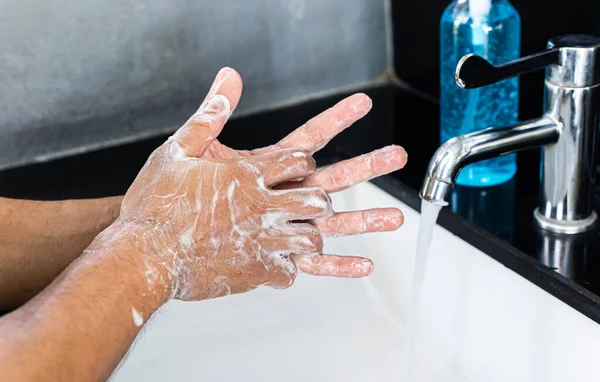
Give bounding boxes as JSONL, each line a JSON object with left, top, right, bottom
{"left": 392, "top": 0, "right": 600, "bottom": 108}
{"left": 391, "top": 0, "right": 600, "bottom": 191}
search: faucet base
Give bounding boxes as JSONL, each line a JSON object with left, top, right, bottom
{"left": 534, "top": 209, "right": 597, "bottom": 234}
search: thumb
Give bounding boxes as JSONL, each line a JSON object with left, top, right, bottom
{"left": 200, "top": 67, "right": 243, "bottom": 115}
{"left": 173, "top": 94, "right": 231, "bottom": 157}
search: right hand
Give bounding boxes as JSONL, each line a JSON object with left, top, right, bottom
{"left": 197, "top": 68, "right": 407, "bottom": 241}
{"left": 112, "top": 94, "right": 371, "bottom": 302}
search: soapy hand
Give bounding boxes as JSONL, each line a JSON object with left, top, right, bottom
{"left": 117, "top": 94, "right": 375, "bottom": 301}
{"left": 195, "top": 68, "right": 408, "bottom": 275}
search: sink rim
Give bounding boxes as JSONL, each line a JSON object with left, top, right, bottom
{"left": 369, "top": 174, "right": 600, "bottom": 326}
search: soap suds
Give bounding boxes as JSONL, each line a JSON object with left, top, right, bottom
{"left": 227, "top": 181, "right": 236, "bottom": 200}
{"left": 132, "top": 307, "right": 144, "bottom": 327}
{"left": 121, "top": 107, "right": 351, "bottom": 302}
{"left": 261, "top": 212, "right": 283, "bottom": 228}
{"left": 179, "top": 229, "right": 194, "bottom": 250}
{"left": 256, "top": 176, "right": 266, "bottom": 190}
{"left": 290, "top": 235, "right": 313, "bottom": 247}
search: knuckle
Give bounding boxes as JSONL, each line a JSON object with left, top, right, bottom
{"left": 312, "top": 188, "right": 332, "bottom": 213}
{"left": 314, "top": 187, "right": 328, "bottom": 201}
{"left": 152, "top": 144, "right": 170, "bottom": 159}
{"left": 304, "top": 155, "right": 317, "bottom": 172}
{"left": 283, "top": 272, "right": 297, "bottom": 289}
{"left": 307, "top": 254, "right": 321, "bottom": 266}
{"left": 331, "top": 164, "right": 349, "bottom": 182}
{"left": 305, "top": 119, "right": 326, "bottom": 143}
{"left": 292, "top": 150, "right": 315, "bottom": 167}
{"left": 188, "top": 113, "right": 214, "bottom": 129}
{"left": 285, "top": 149, "right": 316, "bottom": 172}
{"left": 273, "top": 257, "right": 297, "bottom": 289}
{"left": 327, "top": 106, "right": 347, "bottom": 126}
{"left": 305, "top": 229, "right": 324, "bottom": 251}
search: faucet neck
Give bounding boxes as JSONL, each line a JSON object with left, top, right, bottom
{"left": 420, "top": 117, "right": 559, "bottom": 204}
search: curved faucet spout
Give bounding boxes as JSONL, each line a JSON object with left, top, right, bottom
{"left": 420, "top": 117, "right": 560, "bottom": 205}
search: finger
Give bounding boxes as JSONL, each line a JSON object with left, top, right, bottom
{"left": 292, "top": 254, "right": 374, "bottom": 278}
{"left": 277, "top": 93, "right": 372, "bottom": 154}
{"left": 314, "top": 208, "right": 404, "bottom": 237}
{"left": 266, "top": 187, "right": 332, "bottom": 222}
{"left": 200, "top": 67, "right": 243, "bottom": 115}
{"left": 300, "top": 145, "right": 408, "bottom": 193}
{"left": 264, "top": 254, "right": 297, "bottom": 289}
{"left": 172, "top": 95, "right": 231, "bottom": 157}
{"left": 259, "top": 224, "right": 323, "bottom": 254}
{"left": 253, "top": 150, "right": 316, "bottom": 187}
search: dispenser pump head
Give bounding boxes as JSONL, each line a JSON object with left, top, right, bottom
{"left": 468, "top": 0, "right": 491, "bottom": 20}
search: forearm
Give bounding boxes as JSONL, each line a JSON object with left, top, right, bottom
{"left": 0, "top": 196, "right": 122, "bottom": 311}
{"left": 0, "top": 222, "right": 166, "bottom": 381}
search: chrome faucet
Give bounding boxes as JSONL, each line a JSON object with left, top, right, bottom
{"left": 420, "top": 35, "right": 600, "bottom": 234}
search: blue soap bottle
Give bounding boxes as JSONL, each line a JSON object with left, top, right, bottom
{"left": 440, "top": 0, "right": 521, "bottom": 186}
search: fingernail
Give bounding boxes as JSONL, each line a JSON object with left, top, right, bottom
{"left": 202, "top": 68, "right": 231, "bottom": 104}
{"left": 355, "top": 259, "right": 373, "bottom": 274}
{"left": 388, "top": 209, "right": 404, "bottom": 228}
{"left": 382, "top": 145, "right": 404, "bottom": 159}
{"left": 215, "top": 67, "right": 232, "bottom": 83}
{"left": 373, "top": 145, "right": 408, "bottom": 170}
{"left": 202, "top": 94, "right": 230, "bottom": 116}
{"left": 350, "top": 95, "right": 373, "bottom": 113}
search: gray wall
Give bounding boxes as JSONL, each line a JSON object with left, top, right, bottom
{"left": 0, "top": 0, "right": 391, "bottom": 169}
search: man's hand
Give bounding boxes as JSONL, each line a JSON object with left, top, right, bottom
{"left": 188, "top": 67, "right": 408, "bottom": 276}
{"left": 112, "top": 79, "right": 402, "bottom": 302}
{"left": 0, "top": 68, "right": 407, "bottom": 312}
{"left": 115, "top": 94, "right": 340, "bottom": 302}
{"left": 0, "top": 69, "right": 407, "bottom": 311}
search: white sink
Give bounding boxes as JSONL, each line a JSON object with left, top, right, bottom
{"left": 112, "top": 182, "right": 600, "bottom": 382}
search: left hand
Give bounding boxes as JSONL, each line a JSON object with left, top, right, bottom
{"left": 191, "top": 67, "right": 408, "bottom": 277}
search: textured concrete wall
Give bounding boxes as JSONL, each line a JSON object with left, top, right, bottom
{"left": 0, "top": 0, "right": 390, "bottom": 169}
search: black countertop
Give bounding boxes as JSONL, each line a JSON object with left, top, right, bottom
{"left": 2, "top": 84, "right": 600, "bottom": 324}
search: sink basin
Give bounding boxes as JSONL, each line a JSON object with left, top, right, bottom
{"left": 111, "top": 182, "right": 600, "bottom": 382}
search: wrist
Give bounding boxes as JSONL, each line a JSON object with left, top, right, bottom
{"left": 83, "top": 220, "right": 174, "bottom": 313}
{"left": 52, "top": 196, "right": 124, "bottom": 238}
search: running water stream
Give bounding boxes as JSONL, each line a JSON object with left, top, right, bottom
{"left": 403, "top": 199, "right": 444, "bottom": 380}
{"left": 411, "top": 200, "right": 443, "bottom": 309}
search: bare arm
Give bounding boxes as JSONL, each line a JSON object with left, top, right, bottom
{"left": 0, "top": 196, "right": 122, "bottom": 311}
{"left": 0, "top": 227, "right": 164, "bottom": 381}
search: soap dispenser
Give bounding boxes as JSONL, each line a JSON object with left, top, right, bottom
{"left": 440, "top": 0, "right": 521, "bottom": 186}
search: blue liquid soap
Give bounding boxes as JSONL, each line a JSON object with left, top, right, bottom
{"left": 440, "top": 0, "right": 521, "bottom": 186}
